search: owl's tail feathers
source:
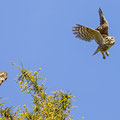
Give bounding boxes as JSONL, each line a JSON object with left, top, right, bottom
{"left": 93, "top": 47, "right": 100, "bottom": 55}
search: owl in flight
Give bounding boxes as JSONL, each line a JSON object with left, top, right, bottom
{"left": 0, "top": 72, "right": 8, "bottom": 86}
{"left": 72, "top": 8, "right": 115, "bottom": 59}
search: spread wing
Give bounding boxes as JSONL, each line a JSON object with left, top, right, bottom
{"left": 96, "top": 8, "right": 109, "bottom": 36}
{"left": 99, "top": 8, "right": 108, "bottom": 25}
{"left": 72, "top": 24, "right": 104, "bottom": 45}
{"left": 0, "top": 72, "right": 8, "bottom": 86}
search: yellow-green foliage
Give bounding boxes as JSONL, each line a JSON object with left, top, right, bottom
{"left": 0, "top": 63, "right": 73, "bottom": 120}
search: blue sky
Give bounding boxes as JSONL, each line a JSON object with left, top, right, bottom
{"left": 0, "top": 0, "right": 120, "bottom": 120}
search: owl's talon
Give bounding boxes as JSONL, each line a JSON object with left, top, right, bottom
{"left": 103, "top": 56, "right": 106, "bottom": 59}
{"left": 101, "top": 52, "right": 106, "bottom": 59}
{"left": 106, "top": 52, "right": 109, "bottom": 56}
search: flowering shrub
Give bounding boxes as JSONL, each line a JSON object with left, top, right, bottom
{"left": 0, "top": 62, "right": 73, "bottom": 120}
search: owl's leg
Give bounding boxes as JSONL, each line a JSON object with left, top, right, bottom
{"left": 101, "top": 51, "right": 106, "bottom": 59}
{"left": 105, "top": 51, "right": 109, "bottom": 56}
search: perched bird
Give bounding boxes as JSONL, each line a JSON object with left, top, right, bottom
{"left": 0, "top": 72, "right": 8, "bottom": 86}
{"left": 72, "top": 8, "right": 115, "bottom": 59}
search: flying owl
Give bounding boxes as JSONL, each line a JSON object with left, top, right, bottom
{"left": 72, "top": 8, "right": 115, "bottom": 59}
{"left": 0, "top": 72, "right": 8, "bottom": 86}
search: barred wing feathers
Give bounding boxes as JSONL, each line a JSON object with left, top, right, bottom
{"left": 72, "top": 24, "right": 104, "bottom": 45}
{"left": 96, "top": 8, "right": 109, "bottom": 36}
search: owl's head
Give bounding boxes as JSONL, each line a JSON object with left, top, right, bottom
{"left": 105, "top": 36, "right": 115, "bottom": 45}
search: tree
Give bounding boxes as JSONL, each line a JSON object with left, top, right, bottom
{"left": 0, "top": 62, "right": 73, "bottom": 120}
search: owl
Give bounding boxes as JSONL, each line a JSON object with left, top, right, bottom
{"left": 72, "top": 8, "right": 115, "bottom": 59}
{"left": 0, "top": 72, "right": 8, "bottom": 86}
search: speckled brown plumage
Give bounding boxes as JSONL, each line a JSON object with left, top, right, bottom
{"left": 0, "top": 72, "right": 8, "bottom": 86}
{"left": 72, "top": 8, "right": 115, "bottom": 59}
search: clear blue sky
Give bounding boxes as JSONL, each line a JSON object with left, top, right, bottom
{"left": 0, "top": 0, "right": 119, "bottom": 120}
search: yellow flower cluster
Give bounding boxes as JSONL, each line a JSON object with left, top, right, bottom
{"left": 82, "top": 116, "right": 85, "bottom": 119}
{"left": 24, "top": 82, "right": 28, "bottom": 87}
{"left": 38, "top": 68, "right": 42, "bottom": 71}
